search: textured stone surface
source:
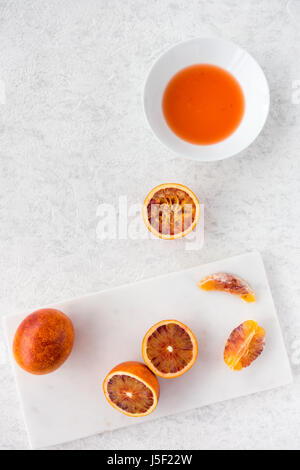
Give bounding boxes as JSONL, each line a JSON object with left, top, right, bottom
{"left": 0, "top": 0, "right": 299, "bottom": 450}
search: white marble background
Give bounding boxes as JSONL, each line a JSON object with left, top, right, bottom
{"left": 0, "top": 0, "right": 299, "bottom": 450}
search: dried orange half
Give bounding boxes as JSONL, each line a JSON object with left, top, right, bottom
{"left": 142, "top": 320, "right": 198, "bottom": 378}
{"left": 198, "top": 272, "right": 256, "bottom": 302}
{"left": 142, "top": 183, "right": 200, "bottom": 240}
{"left": 224, "top": 320, "right": 265, "bottom": 371}
{"left": 103, "top": 361, "right": 160, "bottom": 417}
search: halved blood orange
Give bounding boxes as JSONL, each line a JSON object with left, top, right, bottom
{"left": 224, "top": 320, "right": 265, "bottom": 371}
{"left": 142, "top": 183, "right": 200, "bottom": 240}
{"left": 142, "top": 320, "right": 198, "bottom": 378}
{"left": 103, "top": 361, "right": 160, "bottom": 417}
{"left": 198, "top": 272, "right": 256, "bottom": 303}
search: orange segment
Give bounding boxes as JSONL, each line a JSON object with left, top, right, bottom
{"left": 142, "top": 183, "right": 200, "bottom": 240}
{"left": 103, "top": 361, "right": 159, "bottom": 417}
{"left": 224, "top": 320, "right": 265, "bottom": 371}
{"left": 142, "top": 320, "right": 198, "bottom": 378}
{"left": 198, "top": 272, "right": 256, "bottom": 303}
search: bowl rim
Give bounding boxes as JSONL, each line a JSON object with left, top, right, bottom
{"left": 142, "top": 36, "right": 270, "bottom": 163}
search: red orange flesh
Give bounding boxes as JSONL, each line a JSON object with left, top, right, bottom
{"left": 103, "top": 361, "right": 160, "bottom": 417}
{"left": 142, "top": 320, "right": 198, "bottom": 378}
{"left": 199, "top": 272, "right": 256, "bottom": 302}
{"left": 224, "top": 320, "right": 265, "bottom": 371}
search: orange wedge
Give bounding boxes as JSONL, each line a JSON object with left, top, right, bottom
{"left": 142, "top": 183, "right": 200, "bottom": 240}
{"left": 198, "top": 272, "right": 256, "bottom": 302}
{"left": 224, "top": 320, "right": 265, "bottom": 371}
{"left": 142, "top": 320, "right": 198, "bottom": 378}
{"left": 103, "top": 361, "right": 160, "bottom": 417}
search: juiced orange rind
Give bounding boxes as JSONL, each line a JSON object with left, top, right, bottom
{"left": 142, "top": 183, "right": 200, "bottom": 240}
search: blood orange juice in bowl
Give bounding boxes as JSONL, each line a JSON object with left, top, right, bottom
{"left": 143, "top": 38, "right": 269, "bottom": 162}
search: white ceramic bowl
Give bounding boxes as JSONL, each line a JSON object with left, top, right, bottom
{"left": 144, "top": 38, "right": 270, "bottom": 162}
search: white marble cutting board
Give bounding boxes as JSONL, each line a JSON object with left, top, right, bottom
{"left": 3, "top": 252, "right": 293, "bottom": 449}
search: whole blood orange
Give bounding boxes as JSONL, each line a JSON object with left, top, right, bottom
{"left": 103, "top": 361, "right": 160, "bottom": 417}
{"left": 13, "top": 308, "right": 74, "bottom": 375}
{"left": 142, "top": 183, "right": 200, "bottom": 240}
{"left": 142, "top": 320, "right": 198, "bottom": 378}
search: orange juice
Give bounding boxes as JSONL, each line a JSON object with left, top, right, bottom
{"left": 162, "top": 64, "right": 245, "bottom": 145}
